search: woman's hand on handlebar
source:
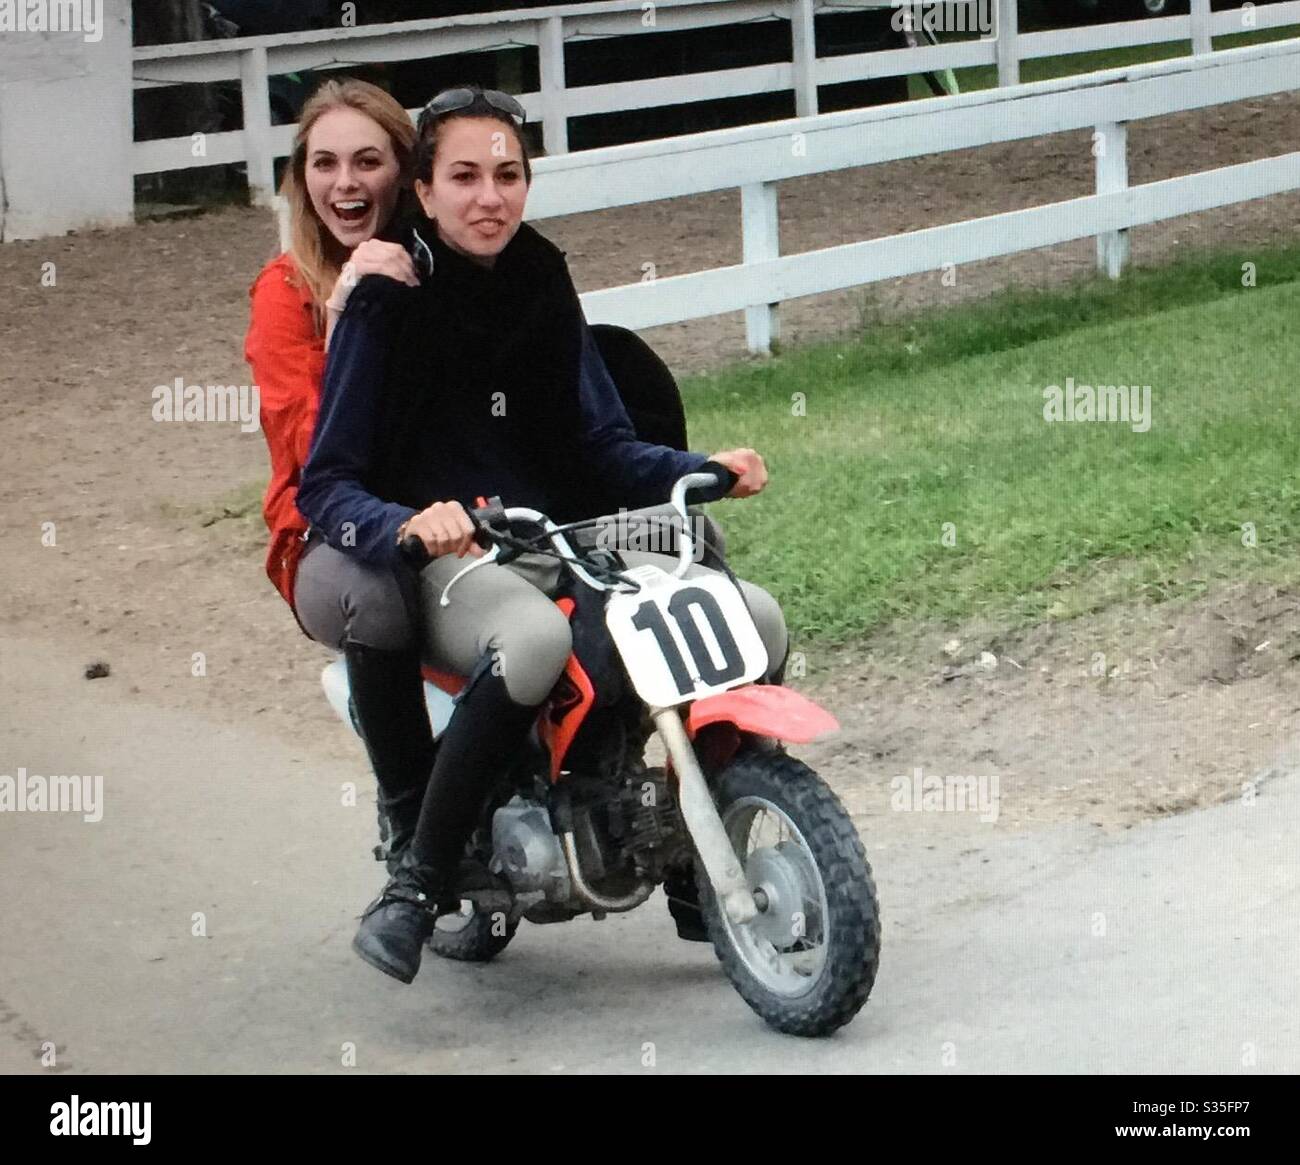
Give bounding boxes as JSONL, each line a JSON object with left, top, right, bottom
{"left": 404, "top": 500, "right": 485, "bottom": 559}
{"left": 707, "top": 448, "right": 768, "bottom": 498}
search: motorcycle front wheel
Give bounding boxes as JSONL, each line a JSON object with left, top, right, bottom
{"left": 696, "top": 749, "right": 880, "bottom": 1037}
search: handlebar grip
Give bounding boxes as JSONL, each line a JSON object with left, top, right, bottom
{"left": 687, "top": 461, "right": 739, "bottom": 504}
{"left": 402, "top": 497, "right": 502, "bottom": 569}
{"left": 399, "top": 533, "right": 431, "bottom": 571}
{"left": 715, "top": 464, "right": 740, "bottom": 492}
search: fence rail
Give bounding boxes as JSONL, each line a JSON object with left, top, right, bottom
{"left": 542, "top": 36, "right": 1300, "bottom": 350}
{"left": 132, "top": 0, "right": 1300, "bottom": 203}
{"left": 133, "top": 4, "right": 1300, "bottom": 354}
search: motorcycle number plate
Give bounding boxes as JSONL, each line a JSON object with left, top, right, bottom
{"left": 605, "top": 565, "right": 768, "bottom": 709}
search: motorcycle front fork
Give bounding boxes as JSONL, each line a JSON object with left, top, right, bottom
{"left": 651, "top": 707, "right": 758, "bottom": 926}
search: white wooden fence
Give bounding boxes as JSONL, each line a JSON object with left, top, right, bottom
{"left": 131, "top": 3, "right": 1300, "bottom": 354}
{"left": 132, "top": 0, "right": 1300, "bottom": 204}
{"left": 545, "top": 34, "right": 1300, "bottom": 351}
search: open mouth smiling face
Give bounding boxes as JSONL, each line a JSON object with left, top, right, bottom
{"left": 305, "top": 106, "right": 402, "bottom": 250}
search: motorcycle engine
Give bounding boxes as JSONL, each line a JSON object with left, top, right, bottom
{"left": 570, "top": 766, "right": 689, "bottom": 885}
{"left": 488, "top": 766, "right": 689, "bottom": 911}
{"left": 490, "top": 798, "right": 570, "bottom": 901}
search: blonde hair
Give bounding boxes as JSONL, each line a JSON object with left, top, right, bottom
{"left": 278, "top": 79, "right": 416, "bottom": 329}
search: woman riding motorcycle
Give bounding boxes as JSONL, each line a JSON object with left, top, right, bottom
{"left": 296, "top": 85, "right": 789, "bottom": 984}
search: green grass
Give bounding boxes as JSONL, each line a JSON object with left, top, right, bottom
{"left": 681, "top": 245, "right": 1300, "bottom": 644}
{"left": 950, "top": 22, "right": 1300, "bottom": 92}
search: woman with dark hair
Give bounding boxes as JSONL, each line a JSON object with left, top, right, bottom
{"left": 297, "top": 85, "right": 788, "bottom": 984}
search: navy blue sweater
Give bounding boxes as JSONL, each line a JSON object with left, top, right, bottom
{"left": 297, "top": 221, "right": 720, "bottom": 567}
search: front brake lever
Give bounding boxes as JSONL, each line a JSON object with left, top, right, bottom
{"left": 438, "top": 543, "right": 501, "bottom": 606}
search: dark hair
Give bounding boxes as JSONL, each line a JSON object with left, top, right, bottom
{"left": 413, "top": 83, "right": 533, "bottom": 185}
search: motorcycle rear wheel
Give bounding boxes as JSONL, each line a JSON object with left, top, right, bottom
{"left": 426, "top": 902, "right": 517, "bottom": 963}
{"left": 696, "top": 749, "right": 880, "bottom": 1037}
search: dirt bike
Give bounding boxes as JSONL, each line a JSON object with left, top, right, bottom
{"left": 322, "top": 470, "right": 880, "bottom": 1037}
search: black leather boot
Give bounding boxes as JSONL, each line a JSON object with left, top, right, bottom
{"left": 351, "top": 657, "right": 541, "bottom": 983}
{"left": 375, "top": 787, "right": 427, "bottom": 876}
{"left": 407, "top": 657, "right": 541, "bottom": 881}
{"left": 343, "top": 642, "right": 437, "bottom": 873}
{"left": 763, "top": 639, "right": 791, "bottom": 687}
{"left": 351, "top": 847, "right": 453, "bottom": 984}
{"left": 664, "top": 863, "right": 710, "bottom": 942}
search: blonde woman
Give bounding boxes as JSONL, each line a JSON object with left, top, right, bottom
{"left": 244, "top": 79, "right": 431, "bottom": 869}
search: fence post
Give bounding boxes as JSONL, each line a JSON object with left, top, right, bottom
{"left": 1190, "top": 0, "right": 1213, "bottom": 56}
{"left": 995, "top": 0, "right": 1020, "bottom": 87}
{"left": 539, "top": 16, "right": 569, "bottom": 155}
{"left": 741, "top": 181, "right": 780, "bottom": 354}
{"left": 1095, "top": 121, "right": 1129, "bottom": 280}
{"left": 790, "top": 0, "right": 818, "bottom": 118}
{"left": 240, "top": 46, "right": 275, "bottom": 207}
{"left": 272, "top": 195, "right": 291, "bottom": 252}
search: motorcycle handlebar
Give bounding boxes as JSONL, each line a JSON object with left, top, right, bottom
{"left": 398, "top": 464, "right": 736, "bottom": 574}
{"left": 399, "top": 533, "right": 431, "bottom": 570}
{"left": 398, "top": 498, "right": 494, "bottom": 571}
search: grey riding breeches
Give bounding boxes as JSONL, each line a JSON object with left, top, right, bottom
{"left": 295, "top": 538, "right": 788, "bottom": 707}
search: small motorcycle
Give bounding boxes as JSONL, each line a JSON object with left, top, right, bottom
{"left": 322, "top": 471, "right": 880, "bottom": 1036}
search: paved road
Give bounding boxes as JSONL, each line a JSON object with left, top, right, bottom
{"left": 2, "top": 635, "right": 1295, "bottom": 1074}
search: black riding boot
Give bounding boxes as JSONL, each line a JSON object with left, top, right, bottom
{"left": 665, "top": 863, "right": 710, "bottom": 942}
{"left": 351, "top": 847, "right": 447, "bottom": 984}
{"left": 351, "top": 659, "right": 540, "bottom": 983}
{"left": 764, "top": 638, "right": 791, "bottom": 687}
{"left": 343, "top": 642, "right": 437, "bottom": 873}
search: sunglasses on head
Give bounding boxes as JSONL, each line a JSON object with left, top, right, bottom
{"left": 417, "top": 88, "right": 527, "bottom": 134}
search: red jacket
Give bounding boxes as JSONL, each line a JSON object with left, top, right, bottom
{"left": 244, "top": 253, "right": 326, "bottom": 612}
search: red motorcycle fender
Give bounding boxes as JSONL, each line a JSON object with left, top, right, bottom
{"left": 686, "top": 685, "right": 839, "bottom": 743}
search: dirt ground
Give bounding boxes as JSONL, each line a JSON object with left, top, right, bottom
{"left": 3, "top": 91, "right": 1300, "bottom": 844}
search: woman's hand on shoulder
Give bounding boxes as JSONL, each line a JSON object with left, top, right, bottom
{"left": 707, "top": 448, "right": 767, "bottom": 498}
{"left": 402, "top": 500, "right": 485, "bottom": 560}
{"left": 326, "top": 240, "right": 419, "bottom": 316}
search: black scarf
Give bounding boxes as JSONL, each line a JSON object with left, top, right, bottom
{"left": 367, "top": 215, "right": 595, "bottom": 523}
